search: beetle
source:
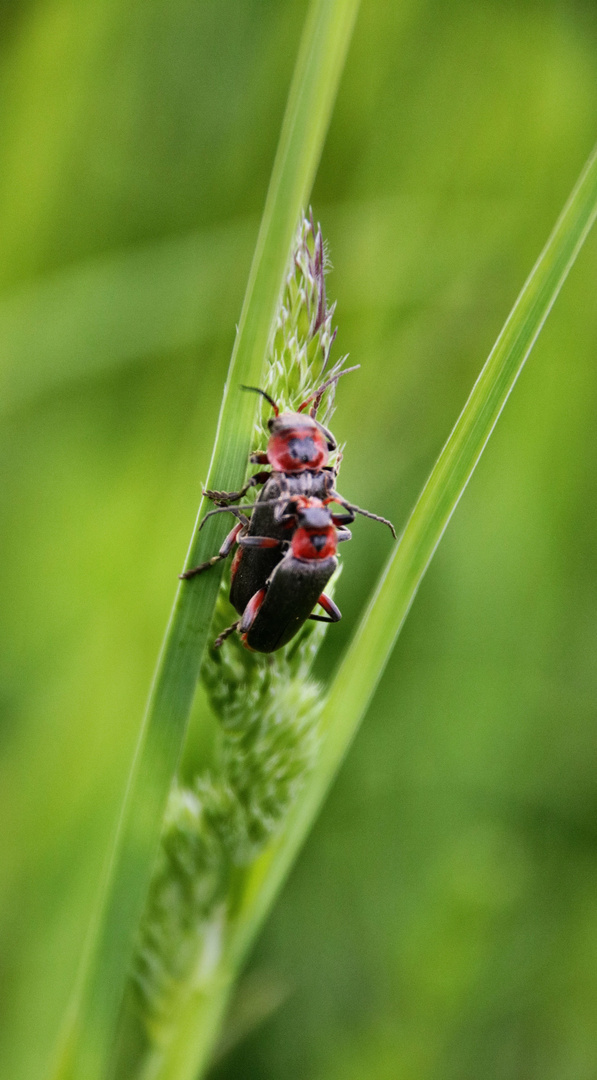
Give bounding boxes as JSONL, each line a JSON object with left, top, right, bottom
{"left": 212, "top": 497, "right": 352, "bottom": 653}
{"left": 180, "top": 370, "right": 396, "bottom": 652}
{"left": 204, "top": 371, "right": 396, "bottom": 541}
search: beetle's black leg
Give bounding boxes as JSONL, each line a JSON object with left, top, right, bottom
{"left": 331, "top": 509, "right": 353, "bottom": 544}
{"left": 180, "top": 521, "right": 243, "bottom": 580}
{"left": 249, "top": 452, "right": 270, "bottom": 465}
{"left": 199, "top": 505, "right": 252, "bottom": 530}
{"left": 308, "top": 593, "right": 342, "bottom": 623}
{"left": 214, "top": 621, "right": 240, "bottom": 648}
{"left": 239, "top": 535, "right": 288, "bottom": 551}
{"left": 204, "top": 471, "right": 270, "bottom": 505}
{"left": 331, "top": 511, "right": 355, "bottom": 526}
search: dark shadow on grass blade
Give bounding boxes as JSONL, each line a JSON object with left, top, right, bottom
{"left": 48, "top": 2, "right": 361, "bottom": 1079}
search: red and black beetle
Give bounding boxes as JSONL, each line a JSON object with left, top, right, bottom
{"left": 180, "top": 371, "right": 395, "bottom": 652}
{"left": 213, "top": 497, "right": 352, "bottom": 653}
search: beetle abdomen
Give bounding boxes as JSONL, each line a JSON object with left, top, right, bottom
{"left": 243, "top": 554, "right": 337, "bottom": 653}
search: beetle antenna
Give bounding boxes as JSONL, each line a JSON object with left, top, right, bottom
{"left": 241, "top": 385, "right": 279, "bottom": 416}
{"left": 342, "top": 500, "right": 397, "bottom": 538}
{"left": 297, "top": 365, "right": 360, "bottom": 415}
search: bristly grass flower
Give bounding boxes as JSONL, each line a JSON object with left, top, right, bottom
{"left": 131, "top": 212, "right": 349, "bottom": 1040}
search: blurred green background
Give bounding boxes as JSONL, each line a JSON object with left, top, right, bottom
{"left": 1, "top": 1, "right": 597, "bottom": 1077}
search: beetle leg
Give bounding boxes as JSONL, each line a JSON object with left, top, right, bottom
{"left": 179, "top": 521, "right": 243, "bottom": 579}
{"left": 199, "top": 505, "right": 252, "bottom": 530}
{"left": 214, "top": 621, "right": 240, "bottom": 649}
{"left": 331, "top": 511, "right": 355, "bottom": 526}
{"left": 204, "top": 471, "right": 270, "bottom": 505}
{"left": 239, "top": 587, "right": 267, "bottom": 633}
{"left": 239, "top": 535, "right": 287, "bottom": 550}
{"left": 309, "top": 593, "right": 342, "bottom": 623}
{"left": 249, "top": 452, "right": 270, "bottom": 465}
{"left": 331, "top": 508, "right": 353, "bottom": 543}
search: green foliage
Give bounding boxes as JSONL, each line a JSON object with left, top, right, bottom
{"left": 2, "top": 3, "right": 597, "bottom": 1080}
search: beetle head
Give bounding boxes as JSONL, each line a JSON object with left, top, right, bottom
{"left": 241, "top": 365, "right": 359, "bottom": 473}
{"left": 267, "top": 411, "right": 333, "bottom": 472}
{"left": 291, "top": 498, "right": 337, "bottom": 560}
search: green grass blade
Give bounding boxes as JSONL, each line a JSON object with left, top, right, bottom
{"left": 51, "top": 3, "right": 360, "bottom": 1078}
{"left": 227, "top": 143, "right": 597, "bottom": 965}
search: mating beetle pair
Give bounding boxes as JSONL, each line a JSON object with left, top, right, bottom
{"left": 181, "top": 371, "right": 395, "bottom": 653}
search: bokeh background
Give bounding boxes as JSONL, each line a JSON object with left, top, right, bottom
{"left": 1, "top": 1, "right": 597, "bottom": 1078}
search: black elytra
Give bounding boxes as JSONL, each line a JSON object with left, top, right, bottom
{"left": 242, "top": 552, "right": 339, "bottom": 653}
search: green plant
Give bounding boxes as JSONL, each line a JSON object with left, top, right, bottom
{"left": 45, "top": 1, "right": 597, "bottom": 1077}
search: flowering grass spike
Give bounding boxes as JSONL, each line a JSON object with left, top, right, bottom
{"left": 131, "top": 212, "right": 347, "bottom": 1037}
